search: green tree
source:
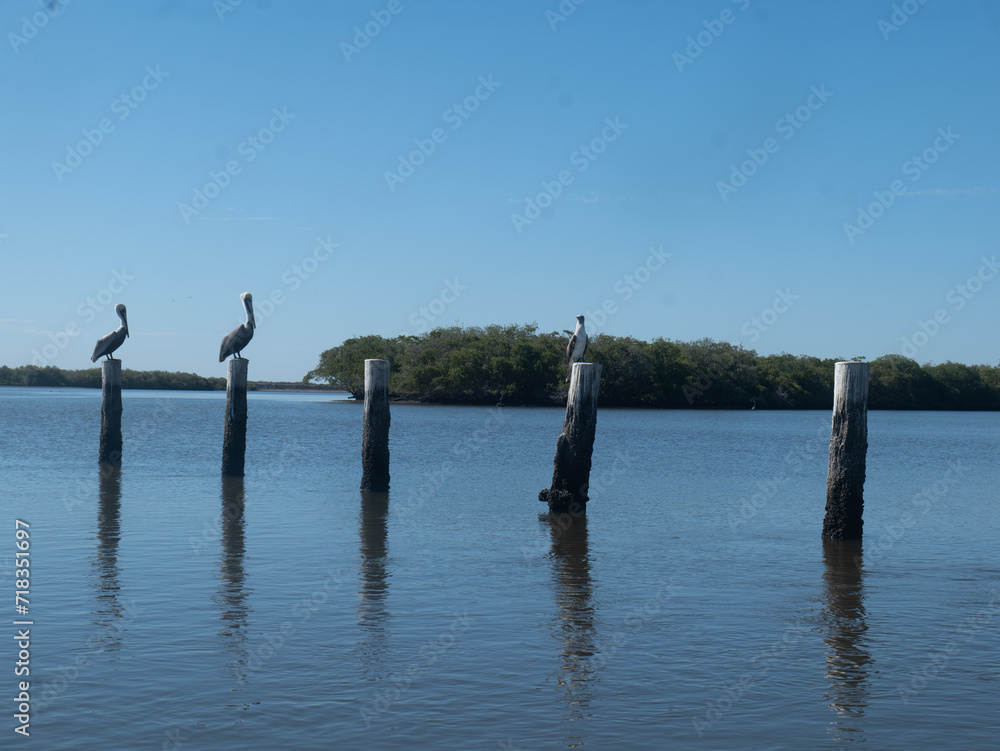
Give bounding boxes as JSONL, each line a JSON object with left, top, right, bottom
{"left": 869, "top": 354, "right": 936, "bottom": 409}
{"left": 588, "top": 335, "right": 654, "bottom": 406}
{"left": 307, "top": 335, "right": 402, "bottom": 398}
{"left": 679, "top": 339, "right": 759, "bottom": 407}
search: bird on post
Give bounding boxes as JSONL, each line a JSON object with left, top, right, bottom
{"left": 219, "top": 292, "right": 256, "bottom": 361}
{"left": 91, "top": 304, "right": 129, "bottom": 362}
{"left": 565, "top": 314, "right": 588, "bottom": 381}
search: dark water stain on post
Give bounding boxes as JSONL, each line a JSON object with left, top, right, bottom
{"left": 539, "top": 362, "right": 602, "bottom": 514}
{"left": 361, "top": 359, "right": 390, "bottom": 492}
{"left": 823, "top": 361, "right": 869, "bottom": 539}
{"left": 99, "top": 359, "right": 123, "bottom": 465}
{"left": 222, "top": 358, "right": 248, "bottom": 477}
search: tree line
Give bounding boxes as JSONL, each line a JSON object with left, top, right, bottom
{"left": 304, "top": 324, "right": 1000, "bottom": 410}
{"left": 0, "top": 365, "right": 228, "bottom": 391}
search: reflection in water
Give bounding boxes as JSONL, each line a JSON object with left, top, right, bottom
{"left": 547, "top": 512, "right": 596, "bottom": 741}
{"left": 357, "top": 491, "right": 391, "bottom": 679}
{"left": 92, "top": 464, "right": 124, "bottom": 640}
{"left": 822, "top": 539, "right": 871, "bottom": 744}
{"left": 217, "top": 476, "right": 250, "bottom": 683}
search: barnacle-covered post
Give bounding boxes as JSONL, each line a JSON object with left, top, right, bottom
{"left": 222, "top": 358, "right": 249, "bottom": 477}
{"left": 823, "top": 361, "right": 869, "bottom": 539}
{"left": 99, "top": 360, "right": 123, "bottom": 465}
{"left": 361, "top": 359, "right": 391, "bottom": 492}
{"left": 539, "top": 362, "right": 601, "bottom": 514}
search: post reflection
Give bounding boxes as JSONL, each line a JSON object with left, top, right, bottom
{"left": 356, "top": 490, "right": 391, "bottom": 679}
{"left": 822, "top": 539, "right": 871, "bottom": 743}
{"left": 217, "top": 475, "right": 250, "bottom": 683}
{"left": 547, "top": 511, "right": 596, "bottom": 738}
{"left": 93, "top": 463, "right": 123, "bottom": 631}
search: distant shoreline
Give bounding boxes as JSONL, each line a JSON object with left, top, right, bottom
{"left": 0, "top": 382, "right": 347, "bottom": 393}
{"left": 251, "top": 382, "right": 348, "bottom": 393}
{"left": 3, "top": 385, "right": 998, "bottom": 410}
{"left": 328, "top": 396, "right": 1000, "bottom": 411}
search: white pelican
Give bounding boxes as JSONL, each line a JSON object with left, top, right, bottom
{"left": 219, "top": 292, "right": 255, "bottom": 361}
{"left": 565, "top": 314, "right": 588, "bottom": 381}
{"left": 91, "top": 304, "right": 129, "bottom": 362}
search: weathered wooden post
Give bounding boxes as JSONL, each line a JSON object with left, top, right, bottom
{"left": 221, "top": 358, "right": 249, "bottom": 477}
{"left": 539, "top": 362, "right": 602, "bottom": 514}
{"left": 823, "top": 361, "right": 869, "bottom": 539}
{"left": 361, "top": 359, "right": 390, "bottom": 492}
{"left": 99, "top": 360, "right": 123, "bottom": 465}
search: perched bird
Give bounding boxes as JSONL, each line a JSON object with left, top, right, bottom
{"left": 219, "top": 292, "right": 256, "bottom": 361}
{"left": 565, "top": 314, "right": 588, "bottom": 381}
{"left": 91, "top": 304, "right": 129, "bottom": 362}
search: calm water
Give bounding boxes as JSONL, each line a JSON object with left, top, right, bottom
{"left": 0, "top": 387, "right": 997, "bottom": 749}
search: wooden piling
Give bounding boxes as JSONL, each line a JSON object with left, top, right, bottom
{"left": 222, "top": 358, "right": 249, "bottom": 477}
{"left": 823, "top": 361, "right": 869, "bottom": 539}
{"left": 539, "top": 362, "right": 602, "bottom": 514}
{"left": 361, "top": 359, "right": 390, "bottom": 492}
{"left": 99, "top": 359, "right": 123, "bottom": 465}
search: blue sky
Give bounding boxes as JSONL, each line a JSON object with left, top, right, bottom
{"left": 1, "top": 0, "right": 998, "bottom": 381}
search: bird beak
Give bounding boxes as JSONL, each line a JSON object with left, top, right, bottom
{"left": 247, "top": 299, "right": 256, "bottom": 329}
{"left": 123, "top": 311, "right": 129, "bottom": 338}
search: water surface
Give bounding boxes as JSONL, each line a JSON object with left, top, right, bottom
{"left": 1, "top": 387, "right": 996, "bottom": 749}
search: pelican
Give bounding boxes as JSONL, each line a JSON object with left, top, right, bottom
{"left": 219, "top": 292, "right": 255, "bottom": 361}
{"left": 91, "top": 304, "right": 129, "bottom": 362}
{"left": 565, "top": 314, "right": 588, "bottom": 381}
